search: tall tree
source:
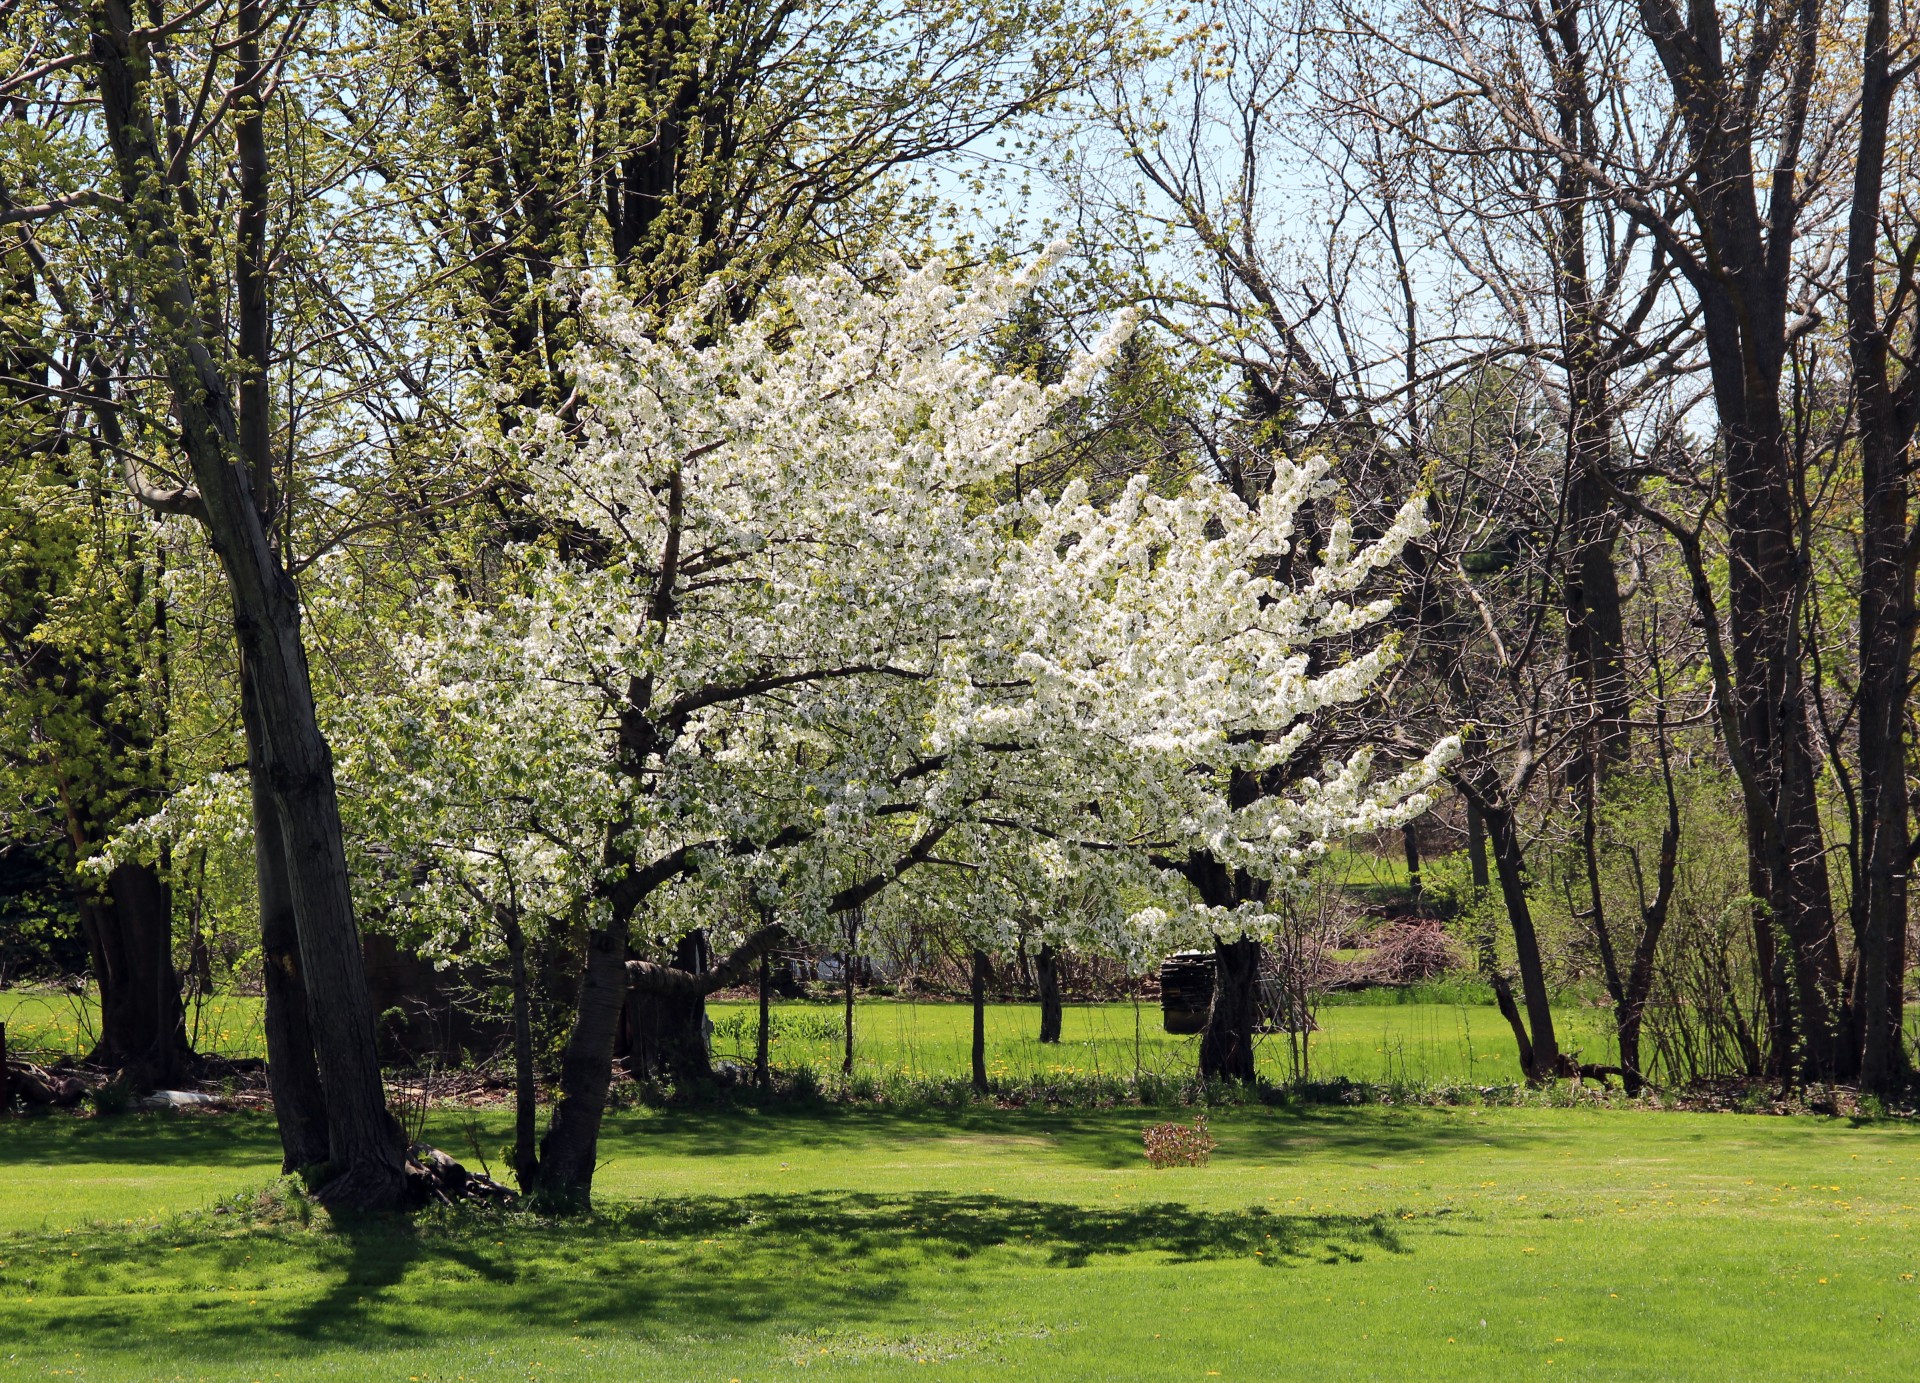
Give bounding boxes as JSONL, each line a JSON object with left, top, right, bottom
{"left": 1843, "top": 0, "right": 1920, "bottom": 1092}
{"left": 77, "top": 0, "right": 404, "bottom": 1205}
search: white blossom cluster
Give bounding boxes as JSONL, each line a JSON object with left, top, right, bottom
{"left": 332, "top": 254, "right": 1455, "bottom": 965}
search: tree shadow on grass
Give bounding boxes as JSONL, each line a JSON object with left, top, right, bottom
{"left": 0, "top": 1191, "right": 1412, "bottom": 1366}
{"left": 0, "top": 1109, "right": 284, "bottom": 1171}
{"left": 585, "top": 1100, "right": 1558, "bottom": 1170}
{"left": 601, "top": 1190, "right": 1405, "bottom": 1269}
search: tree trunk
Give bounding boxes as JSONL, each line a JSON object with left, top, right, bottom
{"left": 1401, "top": 823, "right": 1422, "bottom": 900}
{"left": 1458, "top": 770, "right": 1560, "bottom": 1082}
{"left": 1199, "top": 936, "right": 1260, "bottom": 1082}
{"left": 1036, "top": 943, "right": 1063, "bottom": 1044}
{"left": 625, "top": 930, "right": 711, "bottom": 1084}
{"left": 842, "top": 910, "right": 858, "bottom": 1078}
{"left": 1489, "top": 972, "right": 1535, "bottom": 1077}
{"left": 76, "top": 861, "right": 189, "bottom": 1088}
{"left": 244, "top": 677, "right": 328, "bottom": 1171}
{"left": 970, "top": 948, "right": 989, "bottom": 1094}
{"left": 533, "top": 834, "right": 941, "bottom": 1213}
{"left": 1845, "top": 0, "right": 1918, "bottom": 1095}
{"left": 90, "top": 0, "right": 403, "bottom": 1209}
{"left": 1465, "top": 797, "right": 1497, "bottom": 973}
{"left": 533, "top": 918, "right": 632, "bottom": 1212}
{"left": 1630, "top": 0, "right": 1847, "bottom": 1084}
{"left": 756, "top": 950, "right": 771, "bottom": 1089}
{"left": 502, "top": 908, "right": 538, "bottom": 1191}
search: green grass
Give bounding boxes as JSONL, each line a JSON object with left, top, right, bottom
{"left": 707, "top": 998, "right": 1621, "bottom": 1086}
{"left": 1, "top": 1102, "right": 1917, "bottom": 1379}
{"left": 0, "top": 987, "right": 267, "bottom": 1062}
{"left": 4, "top": 986, "right": 1618, "bottom": 1084}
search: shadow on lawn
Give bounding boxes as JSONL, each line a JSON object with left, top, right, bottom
{"left": 0, "top": 1109, "right": 282, "bottom": 1170}
{"left": 0, "top": 1191, "right": 1409, "bottom": 1362}
{"left": 585, "top": 1100, "right": 1556, "bottom": 1170}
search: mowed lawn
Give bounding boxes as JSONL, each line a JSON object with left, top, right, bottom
{"left": 1, "top": 1101, "right": 1916, "bottom": 1380}
{"left": 1, "top": 987, "right": 1624, "bottom": 1085}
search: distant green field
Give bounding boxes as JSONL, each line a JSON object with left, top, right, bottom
{"left": 0, "top": 985, "right": 1615, "bottom": 1085}
{"left": 0, "top": 987, "right": 268, "bottom": 1062}
{"left": 708, "top": 998, "right": 1622, "bottom": 1086}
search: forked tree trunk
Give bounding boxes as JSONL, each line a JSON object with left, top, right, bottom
{"left": 1199, "top": 937, "right": 1260, "bottom": 1082}
{"left": 91, "top": 0, "right": 403, "bottom": 1209}
{"left": 625, "top": 930, "right": 711, "bottom": 1084}
{"left": 1036, "top": 943, "right": 1063, "bottom": 1044}
{"left": 970, "top": 949, "right": 990, "bottom": 1094}
{"left": 1456, "top": 765, "right": 1560, "bottom": 1082}
{"left": 77, "top": 861, "right": 190, "bottom": 1089}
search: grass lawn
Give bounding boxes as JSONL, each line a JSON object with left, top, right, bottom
{"left": 707, "top": 998, "right": 1621, "bottom": 1086}
{"left": 0, "top": 985, "right": 1625, "bottom": 1086}
{"left": 1, "top": 1100, "right": 1916, "bottom": 1380}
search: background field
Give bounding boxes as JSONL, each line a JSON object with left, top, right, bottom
{"left": 0, "top": 1101, "right": 1915, "bottom": 1379}
{"left": 1, "top": 987, "right": 1625, "bottom": 1087}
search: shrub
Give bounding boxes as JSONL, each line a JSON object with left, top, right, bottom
{"left": 1142, "top": 1114, "right": 1215, "bottom": 1168}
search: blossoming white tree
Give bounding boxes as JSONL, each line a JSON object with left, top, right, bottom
{"left": 344, "top": 253, "right": 1449, "bottom": 1208}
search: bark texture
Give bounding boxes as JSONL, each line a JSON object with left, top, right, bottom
{"left": 76, "top": 861, "right": 188, "bottom": 1087}
{"left": 1199, "top": 937, "right": 1260, "bottom": 1083}
{"left": 624, "top": 930, "right": 712, "bottom": 1084}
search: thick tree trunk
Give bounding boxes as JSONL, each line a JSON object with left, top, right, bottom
{"left": 76, "top": 861, "right": 189, "bottom": 1088}
{"left": 534, "top": 836, "right": 940, "bottom": 1213}
{"left": 1401, "top": 824, "right": 1422, "bottom": 900}
{"left": 244, "top": 679, "right": 328, "bottom": 1171}
{"left": 1557, "top": 183, "right": 1630, "bottom": 774}
{"left": 1630, "top": 0, "right": 1847, "bottom": 1085}
{"left": 970, "top": 949, "right": 989, "bottom": 1094}
{"left": 248, "top": 639, "right": 403, "bottom": 1206}
{"left": 1199, "top": 937, "right": 1260, "bottom": 1082}
{"left": 1036, "top": 943, "right": 1063, "bottom": 1044}
{"left": 625, "top": 930, "right": 711, "bottom": 1084}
